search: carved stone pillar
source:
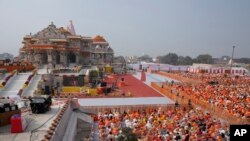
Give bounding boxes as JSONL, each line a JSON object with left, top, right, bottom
{"left": 60, "top": 52, "right": 64, "bottom": 64}
{"left": 34, "top": 53, "right": 40, "bottom": 63}
{"left": 47, "top": 51, "right": 54, "bottom": 68}
{"left": 47, "top": 52, "right": 52, "bottom": 63}
{"left": 60, "top": 52, "right": 68, "bottom": 66}
{"left": 51, "top": 52, "right": 57, "bottom": 64}
{"left": 24, "top": 53, "right": 29, "bottom": 62}
{"left": 75, "top": 52, "right": 80, "bottom": 64}
{"left": 100, "top": 53, "right": 104, "bottom": 64}
{"left": 30, "top": 52, "right": 35, "bottom": 64}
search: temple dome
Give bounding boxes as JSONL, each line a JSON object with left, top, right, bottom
{"left": 32, "top": 22, "right": 68, "bottom": 39}
{"left": 107, "top": 47, "right": 113, "bottom": 52}
{"left": 92, "top": 35, "right": 107, "bottom": 43}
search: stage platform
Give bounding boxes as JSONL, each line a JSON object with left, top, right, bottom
{"left": 117, "top": 74, "right": 164, "bottom": 97}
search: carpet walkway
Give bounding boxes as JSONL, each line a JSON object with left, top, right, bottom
{"left": 119, "top": 74, "right": 163, "bottom": 97}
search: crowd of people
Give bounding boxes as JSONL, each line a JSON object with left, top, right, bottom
{"left": 87, "top": 72, "right": 249, "bottom": 140}
{"left": 167, "top": 73, "right": 250, "bottom": 120}
{"left": 95, "top": 107, "right": 229, "bottom": 141}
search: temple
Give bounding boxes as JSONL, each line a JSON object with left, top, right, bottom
{"left": 19, "top": 21, "right": 114, "bottom": 68}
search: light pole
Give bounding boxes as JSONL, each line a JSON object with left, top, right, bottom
{"left": 230, "top": 46, "right": 236, "bottom": 75}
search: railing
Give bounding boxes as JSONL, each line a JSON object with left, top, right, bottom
{"left": 0, "top": 70, "right": 16, "bottom": 89}
{"left": 19, "top": 70, "right": 37, "bottom": 97}
{"left": 156, "top": 71, "right": 203, "bottom": 84}
{"left": 42, "top": 100, "right": 71, "bottom": 141}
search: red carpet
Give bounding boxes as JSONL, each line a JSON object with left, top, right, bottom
{"left": 119, "top": 74, "right": 163, "bottom": 97}
{"left": 141, "top": 71, "right": 146, "bottom": 81}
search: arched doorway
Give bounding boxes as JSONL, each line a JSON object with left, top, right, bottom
{"left": 41, "top": 53, "right": 48, "bottom": 64}
{"left": 68, "top": 52, "right": 76, "bottom": 63}
{"left": 56, "top": 53, "right": 60, "bottom": 64}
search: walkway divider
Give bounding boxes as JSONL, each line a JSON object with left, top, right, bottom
{"left": 155, "top": 71, "right": 202, "bottom": 84}
{"left": 19, "top": 69, "right": 37, "bottom": 97}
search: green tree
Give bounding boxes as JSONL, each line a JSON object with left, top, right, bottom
{"left": 184, "top": 56, "right": 193, "bottom": 65}
{"left": 234, "top": 58, "right": 250, "bottom": 64}
{"left": 138, "top": 54, "right": 153, "bottom": 62}
{"left": 177, "top": 56, "right": 185, "bottom": 65}
{"left": 158, "top": 53, "right": 178, "bottom": 65}
{"left": 196, "top": 54, "right": 213, "bottom": 64}
{"left": 177, "top": 56, "right": 194, "bottom": 65}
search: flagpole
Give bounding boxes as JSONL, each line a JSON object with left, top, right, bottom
{"left": 230, "top": 46, "right": 235, "bottom": 75}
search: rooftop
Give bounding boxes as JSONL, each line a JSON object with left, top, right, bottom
{"left": 92, "top": 35, "right": 107, "bottom": 43}
{"left": 0, "top": 100, "right": 66, "bottom": 141}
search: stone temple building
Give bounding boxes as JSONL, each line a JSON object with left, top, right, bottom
{"left": 19, "top": 21, "right": 114, "bottom": 68}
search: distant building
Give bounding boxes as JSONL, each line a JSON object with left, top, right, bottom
{"left": 112, "top": 56, "right": 127, "bottom": 74}
{"left": 0, "top": 53, "right": 14, "bottom": 60}
{"left": 213, "top": 56, "right": 231, "bottom": 64}
{"left": 188, "top": 63, "right": 248, "bottom": 75}
{"left": 19, "top": 22, "right": 114, "bottom": 68}
{"left": 124, "top": 56, "right": 139, "bottom": 64}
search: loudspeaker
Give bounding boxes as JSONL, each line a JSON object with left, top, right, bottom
{"left": 139, "top": 65, "right": 142, "bottom": 70}
{"left": 44, "top": 86, "right": 50, "bottom": 95}
{"left": 4, "top": 103, "right": 10, "bottom": 107}
{"left": 10, "top": 104, "right": 18, "bottom": 111}
{"left": 104, "top": 87, "right": 112, "bottom": 94}
{"left": 100, "top": 82, "right": 107, "bottom": 87}
{"left": 4, "top": 106, "right": 10, "bottom": 112}
{"left": 0, "top": 103, "right": 18, "bottom": 113}
{"left": 0, "top": 104, "right": 4, "bottom": 113}
{"left": 29, "top": 95, "right": 52, "bottom": 114}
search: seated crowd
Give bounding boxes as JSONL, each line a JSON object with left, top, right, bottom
{"left": 96, "top": 107, "right": 229, "bottom": 141}
{"left": 168, "top": 73, "right": 250, "bottom": 120}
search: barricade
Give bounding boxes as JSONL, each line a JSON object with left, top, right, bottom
{"left": 87, "top": 88, "right": 98, "bottom": 96}
{"left": 62, "top": 87, "right": 87, "bottom": 93}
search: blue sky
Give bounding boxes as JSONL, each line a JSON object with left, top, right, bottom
{"left": 0, "top": 0, "right": 249, "bottom": 58}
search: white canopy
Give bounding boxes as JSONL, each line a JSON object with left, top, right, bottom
{"left": 78, "top": 97, "right": 174, "bottom": 107}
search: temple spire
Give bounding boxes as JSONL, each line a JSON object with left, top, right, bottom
{"left": 67, "top": 20, "right": 76, "bottom": 35}
{"left": 49, "top": 21, "right": 56, "bottom": 28}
